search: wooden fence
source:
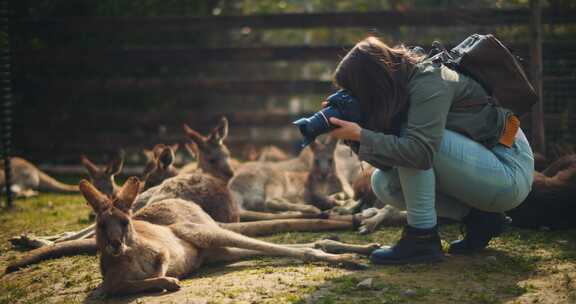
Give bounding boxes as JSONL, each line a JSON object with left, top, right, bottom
{"left": 9, "top": 7, "right": 576, "bottom": 165}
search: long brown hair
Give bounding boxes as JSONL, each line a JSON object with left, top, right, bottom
{"left": 333, "top": 36, "right": 422, "bottom": 134}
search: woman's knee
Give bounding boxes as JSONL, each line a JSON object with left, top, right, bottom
{"left": 370, "top": 169, "right": 405, "bottom": 209}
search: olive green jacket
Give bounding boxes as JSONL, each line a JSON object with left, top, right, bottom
{"left": 358, "top": 60, "right": 507, "bottom": 170}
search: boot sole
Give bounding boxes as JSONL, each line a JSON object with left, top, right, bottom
{"left": 370, "top": 253, "right": 445, "bottom": 265}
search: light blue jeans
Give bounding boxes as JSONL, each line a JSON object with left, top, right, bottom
{"left": 371, "top": 129, "right": 534, "bottom": 229}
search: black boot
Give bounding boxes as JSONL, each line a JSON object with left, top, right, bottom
{"left": 369, "top": 225, "right": 444, "bottom": 265}
{"left": 448, "top": 208, "right": 507, "bottom": 254}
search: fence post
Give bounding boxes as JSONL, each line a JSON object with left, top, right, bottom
{"left": 1, "top": 0, "right": 13, "bottom": 208}
{"left": 530, "top": 0, "right": 545, "bottom": 156}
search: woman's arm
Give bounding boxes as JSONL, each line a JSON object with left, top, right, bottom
{"left": 330, "top": 69, "right": 455, "bottom": 170}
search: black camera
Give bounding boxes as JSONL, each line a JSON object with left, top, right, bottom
{"left": 293, "top": 89, "right": 363, "bottom": 147}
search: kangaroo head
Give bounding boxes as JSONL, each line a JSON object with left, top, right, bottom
{"left": 183, "top": 117, "right": 234, "bottom": 181}
{"left": 79, "top": 177, "right": 140, "bottom": 257}
{"left": 80, "top": 152, "right": 124, "bottom": 197}
{"left": 140, "top": 143, "right": 179, "bottom": 191}
{"left": 243, "top": 144, "right": 260, "bottom": 161}
{"left": 309, "top": 136, "right": 338, "bottom": 179}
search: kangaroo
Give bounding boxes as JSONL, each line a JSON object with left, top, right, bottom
{"left": 507, "top": 153, "right": 576, "bottom": 229}
{"left": 229, "top": 136, "right": 353, "bottom": 215}
{"left": 8, "top": 153, "right": 125, "bottom": 248}
{"left": 140, "top": 144, "right": 180, "bottom": 191}
{"left": 244, "top": 145, "right": 291, "bottom": 162}
{"left": 80, "top": 153, "right": 124, "bottom": 197}
{"left": 180, "top": 117, "right": 236, "bottom": 182}
{"left": 348, "top": 165, "right": 407, "bottom": 234}
{"left": 0, "top": 157, "right": 78, "bottom": 197}
{"left": 6, "top": 178, "right": 380, "bottom": 297}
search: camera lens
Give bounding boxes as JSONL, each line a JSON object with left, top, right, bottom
{"left": 293, "top": 90, "right": 360, "bottom": 147}
{"left": 293, "top": 106, "right": 338, "bottom": 146}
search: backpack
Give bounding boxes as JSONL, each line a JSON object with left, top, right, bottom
{"left": 428, "top": 34, "right": 538, "bottom": 116}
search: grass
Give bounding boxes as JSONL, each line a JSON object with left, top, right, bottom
{"left": 1, "top": 189, "right": 575, "bottom": 303}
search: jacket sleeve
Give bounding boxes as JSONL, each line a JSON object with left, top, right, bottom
{"left": 357, "top": 69, "right": 455, "bottom": 170}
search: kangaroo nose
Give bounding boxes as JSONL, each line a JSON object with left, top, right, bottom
{"left": 110, "top": 240, "right": 121, "bottom": 250}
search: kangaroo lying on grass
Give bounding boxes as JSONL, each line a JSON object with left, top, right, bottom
{"left": 244, "top": 144, "right": 291, "bottom": 162}
{"left": 80, "top": 153, "right": 124, "bottom": 197}
{"left": 507, "top": 153, "right": 576, "bottom": 229}
{"left": 6, "top": 178, "right": 379, "bottom": 297}
{"left": 348, "top": 165, "right": 407, "bottom": 234}
{"left": 180, "top": 117, "right": 237, "bottom": 181}
{"left": 140, "top": 144, "right": 180, "bottom": 191}
{"left": 229, "top": 136, "right": 354, "bottom": 215}
{"left": 0, "top": 157, "right": 78, "bottom": 197}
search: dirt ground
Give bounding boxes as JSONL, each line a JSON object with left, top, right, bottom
{"left": 1, "top": 193, "right": 575, "bottom": 304}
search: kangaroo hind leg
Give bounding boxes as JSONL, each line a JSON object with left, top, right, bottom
{"left": 171, "top": 223, "right": 360, "bottom": 268}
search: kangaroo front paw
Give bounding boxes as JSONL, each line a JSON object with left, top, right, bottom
{"left": 358, "top": 220, "right": 380, "bottom": 235}
{"left": 302, "top": 249, "right": 365, "bottom": 269}
{"left": 9, "top": 234, "right": 53, "bottom": 249}
{"left": 330, "top": 192, "right": 350, "bottom": 201}
{"left": 329, "top": 206, "right": 354, "bottom": 215}
{"left": 162, "top": 277, "right": 181, "bottom": 292}
{"left": 301, "top": 205, "right": 322, "bottom": 214}
{"left": 313, "top": 239, "right": 354, "bottom": 253}
{"left": 333, "top": 253, "right": 368, "bottom": 270}
{"left": 359, "top": 218, "right": 379, "bottom": 235}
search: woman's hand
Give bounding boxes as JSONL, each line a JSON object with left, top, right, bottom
{"left": 329, "top": 117, "right": 362, "bottom": 141}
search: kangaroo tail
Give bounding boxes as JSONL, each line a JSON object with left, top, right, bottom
{"left": 219, "top": 219, "right": 354, "bottom": 237}
{"left": 238, "top": 210, "right": 325, "bottom": 221}
{"left": 5, "top": 239, "right": 96, "bottom": 273}
{"left": 37, "top": 170, "right": 79, "bottom": 193}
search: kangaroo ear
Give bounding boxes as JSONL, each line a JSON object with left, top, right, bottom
{"left": 115, "top": 177, "right": 140, "bottom": 213}
{"left": 209, "top": 117, "right": 229, "bottom": 145}
{"left": 80, "top": 155, "right": 100, "bottom": 177}
{"left": 185, "top": 142, "right": 199, "bottom": 159}
{"left": 151, "top": 144, "right": 166, "bottom": 158}
{"left": 79, "top": 179, "right": 111, "bottom": 214}
{"left": 183, "top": 124, "right": 206, "bottom": 148}
{"left": 142, "top": 148, "right": 154, "bottom": 161}
{"left": 169, "top": 143, "right": 180, "bottom": 153}
{"left": 140, "top": 160, "right": 156, "bottom": 182}
{"left": 105, "top": 151, "right": 124, "bottom": 176}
